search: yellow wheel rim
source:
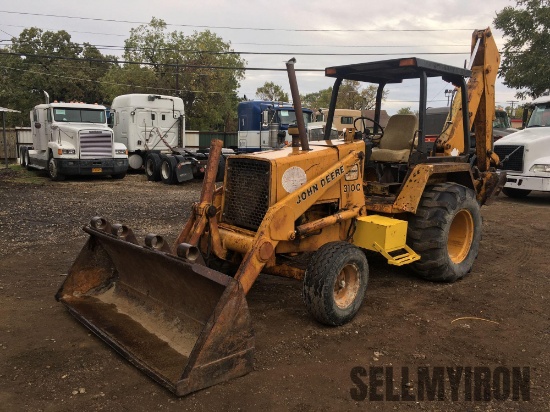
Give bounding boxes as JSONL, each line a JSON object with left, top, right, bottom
{"left": 448, "top": 209, "right": 474, "bottom": 264}
{"left": 333, "top": 263, "right": 360, "bottom": 309}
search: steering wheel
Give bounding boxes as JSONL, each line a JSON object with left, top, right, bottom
{"left": 354, "top": 116, "right": 384, "bottom": 145}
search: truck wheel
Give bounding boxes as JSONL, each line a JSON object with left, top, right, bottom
{"left": 25, "top": 150, "right": 31, "bottom": 169}
{"left": 145, "top": 153, "right": 161, "bottom": 181}
{"left": 160, "top": 156, "right": 177, "bottom": 184}
{"left": 502, "top": 187, "right": 531, "bottom": 198}
{"left": 302, "top": 242, "right": 369, "bottom": 326}
{"left": 48, "top": 156, "right": 65, "bottom": 181}
{"left": 407, "top": 183, "right": 481, "bottom": 282}
{"left": 20, "top": 147, "right": 27, "bottom": 167}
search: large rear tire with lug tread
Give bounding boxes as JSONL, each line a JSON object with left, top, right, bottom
{"left": 407, "top": 182, "right": 481, "bottom": 282}
{"left": 48, "top": 156, "right": 65, "bottom": 181}
{"left": 302, "top": 241, "right": 369, "bottom": 326}
{"left": 215, "top": 155, "right": 226, "bottom": 182}
{"left": 502, "top": 187, "right": 531, "bottom": 198}
{"left": 145, "top": 152, "right": 162, "bottom": 181}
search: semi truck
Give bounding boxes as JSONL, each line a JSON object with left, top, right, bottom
{"left": 494, "top": 95, "right": 550, "bottom": 197}
{"left": 20, "top": 93, "right": 128, "bottom": 181}
{"left": 110, "top": 93, "right": 225, "bottom": 184}
{"left": 237, "top": 101, "right": 314, "bottom": 152}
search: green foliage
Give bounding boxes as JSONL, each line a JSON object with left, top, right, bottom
{"left": 494, "top": 0, "right": 550, "bottom": 99}
{"left": 255, "top": 82, "right": 289, "bottom": 102}
{"left": 300, "top": 80, "right": 385, "bottom": 111}
{"left": 0, "top": 28, "right": 113, "bottom": 126}
{"left": 397, "top": 107, "right": 413, "bottom": 115}
{"left": 106, "top": 18, "right": 246, "bottom": 131}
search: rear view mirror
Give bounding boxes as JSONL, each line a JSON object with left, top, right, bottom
{"left": 34, "top": 122, "right": 41, "bottom": 129}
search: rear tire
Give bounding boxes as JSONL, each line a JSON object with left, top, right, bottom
{"left": 160, "top": 156, "right": 177, "bottom": 184}
{"left": 407, "top": 183, "right": 481, "bottom": 282}
{"left": 48, "top": 156, "right": 65, "bottom": 181}
{"left": 302, "top": 242, "right": 369, "bottom": 326}
{"left": 145, "top": 153, "right": 161, "bottom": 181}
{"left": 502, "top": 187, "right": 531, "bottom": 198}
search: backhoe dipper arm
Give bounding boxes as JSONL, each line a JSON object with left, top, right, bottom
{"left": 437, "top": 27, "right": 500, "bottom": 171}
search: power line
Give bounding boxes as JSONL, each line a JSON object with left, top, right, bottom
{"left": 0, "top": 10, "right": 475, "bottom": 33}
{"left": 0, "top": 42, "right": 471, "bottom": 56}
{"left": 0, "top": 50, "right": 324, "bottom": 71}
{"left": 0, "top": 65, "right": 223, "bottom": 94}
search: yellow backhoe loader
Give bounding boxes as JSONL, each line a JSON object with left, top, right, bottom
{"left": 56, "top": 28, "right": 504, "bottom": 396}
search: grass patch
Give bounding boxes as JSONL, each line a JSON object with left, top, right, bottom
{"left": 0, "top": 164, "right": 47, "bottom": 184}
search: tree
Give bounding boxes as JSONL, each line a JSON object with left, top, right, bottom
{"left": 494, "top": 0, "right": 550, "bottom": 99}
{"left": 255, "top": 82, "right": 288, "bottom": 102}
{"left": 301, "top": 81, "right": 386, "bottom": 112}
{"left": 0, "top": 28, "right": 114, "bottom": 126}
{"left": 397, "top": 107, "right": 413, "bottom": 115}
{"left": 103, "top": 18, "right": 246, "bottom": 131}
{"left": 301, "top": 87, "right": 333, "bottom": 111}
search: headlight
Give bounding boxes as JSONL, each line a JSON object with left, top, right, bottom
{"left": 58, "top": 148, "right": 76, "bottom": 155}
{"left": 530, "top": 164, "right": 550, "bottom": 173}
{"left": 115, "top": 149, "right": 128, "bottom": 155}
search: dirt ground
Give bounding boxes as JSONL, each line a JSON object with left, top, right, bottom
{"left": 0, "top": 166, "right": 548, "bottom": 411}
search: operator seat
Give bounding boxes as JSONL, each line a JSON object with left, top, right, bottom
{"left": 370, "top": 114, "right": 418, "bottom": 163}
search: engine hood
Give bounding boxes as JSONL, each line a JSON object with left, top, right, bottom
{"left": 494, "top": 126, "right": 550, "bottom": 146}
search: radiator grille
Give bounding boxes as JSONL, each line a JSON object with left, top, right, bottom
{"left": 223, "top": 158, "right": 270, "bottom": 231}
{"left": 80, "top": 130, "right": 113, "bottom": 159}
{"left": 494, "top": 145, "right": 524, "bottom": 172}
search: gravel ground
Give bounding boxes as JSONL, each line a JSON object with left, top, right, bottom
{"left": 0, "top": 165, "right": 549, "bottom": 411}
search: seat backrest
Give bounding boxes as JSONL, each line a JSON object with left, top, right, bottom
{"left": 379, "top": 114, "right": 418, "bottom": 151}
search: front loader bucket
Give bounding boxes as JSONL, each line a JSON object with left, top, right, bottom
{"left": 56, "top": 217, "right": 254, "bottom": 396}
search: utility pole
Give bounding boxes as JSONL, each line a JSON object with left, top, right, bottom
{"left": 507, "top": 100, "right": 519, "bottom": 117}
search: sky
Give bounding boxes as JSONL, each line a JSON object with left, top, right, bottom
{"left": 0, "top": 0, "right": 525, "bottom": 115}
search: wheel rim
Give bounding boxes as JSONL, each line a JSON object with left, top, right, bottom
{"left": 333, "top": 263, "right": 361, "bottom": 309}
{"left": 448, "top": 209, "right": 474, "bottom": 263}
{"left": 161, "top": 161, "right": 170, "bottom": 180}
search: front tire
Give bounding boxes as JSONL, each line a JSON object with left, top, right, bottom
{"left": 48, "top": 156, "right": 65, "bottom": 181}
{"left": 302, "top": 242, "right": 369, "bottom": 326}
{"left": 407, "top": 183, "right": 481, "bottom": 282}
{"left": 502, "top": 187, "right": 531, "bottom": 198}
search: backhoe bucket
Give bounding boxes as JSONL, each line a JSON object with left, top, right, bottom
{"left": 56, "top": 217, "right": 254, "bottom": 396}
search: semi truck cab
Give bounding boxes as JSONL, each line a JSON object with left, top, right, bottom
{"left": 494, "top": 95, "right": 550, "bottom": 197}
{"left": 23, "top": 99, "right": 128, "bottom": 181}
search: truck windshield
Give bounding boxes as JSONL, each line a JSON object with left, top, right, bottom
{"left": 527, "top": 104, "right": 550, "bottom": 128}
{"left": 277, "top": 110, "right": 310, "bottom": 126}
{"left": 53, "top": 108, "right": 106, "bottom": 123}
{"left": 493, "top": 111, "right": 511, "bottom": 128}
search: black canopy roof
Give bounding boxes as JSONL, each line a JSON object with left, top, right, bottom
{"left": 325, "top": 57, "right": 471, "bottom": 84}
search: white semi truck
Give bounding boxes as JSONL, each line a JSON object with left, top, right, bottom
{"left": 21, "top": 93, "right": 128, "bottom": 181}
{"left": 110, "top": 94, "right": 220, "bottom": 184}
{"left": 494, "top": 95, "right": 550, "bottom": 197}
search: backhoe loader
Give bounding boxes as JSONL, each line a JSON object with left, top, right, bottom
{"left": 56, "top": 28, "right": 504, "bottom": 396}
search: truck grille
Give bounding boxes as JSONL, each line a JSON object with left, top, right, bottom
{"left": 223, "top": 157, "right": 270, "bottom": 231}
{"left": 494, "top": 145, "right": 524, "bottom": 172}
{"left": 80, "top": 130, "right": 113, "bottom": 159}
